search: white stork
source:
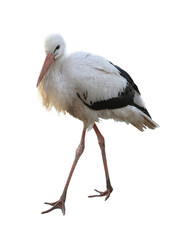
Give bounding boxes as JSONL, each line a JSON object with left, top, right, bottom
{"left": 37, "top": 34, "right": 158, "bottom": 215}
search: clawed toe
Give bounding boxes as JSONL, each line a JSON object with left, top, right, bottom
{"left": 44, "top": 201, "right": 58, "bottom": 206}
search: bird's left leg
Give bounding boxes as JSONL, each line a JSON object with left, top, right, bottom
{"left": 89, "top": 124, "right": 113, "bottom": 201}
{"left": 41, "top": 126, "right": 86, "bottom": 215}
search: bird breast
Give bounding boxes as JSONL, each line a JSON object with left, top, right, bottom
{"left": 37, "top": 62, "right": 74, "bottom": 113}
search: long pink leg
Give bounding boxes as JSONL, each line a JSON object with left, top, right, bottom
{"left": 89, "top": 123, "right": 113, "bottom": 200}
{"left": 42, "top": 127, "right": 86, "bottom": 215}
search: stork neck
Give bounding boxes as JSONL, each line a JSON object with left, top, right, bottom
{"left": 53, "top": 54, "right": 65, "bottom": 73}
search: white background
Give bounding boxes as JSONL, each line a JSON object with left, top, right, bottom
{"left": 0, "top": 0, "right": 183, "bottom": 239}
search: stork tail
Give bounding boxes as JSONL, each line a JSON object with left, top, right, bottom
{"left": 131, "top": 115, "right": 159, "bottom": 132}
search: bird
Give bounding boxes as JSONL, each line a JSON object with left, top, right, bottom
{"left": 37, "top": 34, "right": 159, "bottom": 215}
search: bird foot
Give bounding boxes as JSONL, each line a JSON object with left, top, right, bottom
{"left": 41, "top": 197, "right": 66, "bottom": 215}
{"left": 88, "top": 187, "right": 113, "bottom": 201}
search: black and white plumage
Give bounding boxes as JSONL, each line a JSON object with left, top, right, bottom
{"left": 37, "top": 34, "right": 158, "bottom": 215}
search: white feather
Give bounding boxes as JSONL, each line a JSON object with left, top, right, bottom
{"left": 63, "top": 52, "right": 127, "bottom": 102}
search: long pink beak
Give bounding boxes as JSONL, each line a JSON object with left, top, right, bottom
{"left": 36, "top": 53, "right": 54, "bottom": 87}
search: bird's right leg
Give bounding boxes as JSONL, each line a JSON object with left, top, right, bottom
{"left": 89, "top": 124, "right": 113, "bottom": 200}
{"left": 41, "top": 126, "right": 86, "bottom": 215}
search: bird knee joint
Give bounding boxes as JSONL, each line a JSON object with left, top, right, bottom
{"left": 98, "top": 136, "right": 105, "bottom": 148}
{"left": 76, "top": 142, "right": 85, "bottom": 157}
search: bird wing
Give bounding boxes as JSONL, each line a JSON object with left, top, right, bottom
{"left": 65, "top": 52, "right": 148, "bottom": 113}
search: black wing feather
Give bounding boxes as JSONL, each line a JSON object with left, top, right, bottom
{"left": 77, "top": 83, "right": 135, "bottom": 110}
{"left": 109, "top": 62, "right": 141, "bottom": 94}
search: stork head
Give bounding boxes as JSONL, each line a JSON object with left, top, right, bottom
{"left": 37, "top": 34, "right": 66, "bottom": 87}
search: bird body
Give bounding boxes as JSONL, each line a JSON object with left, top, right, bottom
{"left": 37, "top": 34, "right": 158, "bottom": 215}
{"left": 38, "top": 35, "right": 157, "bottom": 131}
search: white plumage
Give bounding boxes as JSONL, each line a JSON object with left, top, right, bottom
{"left": 37, "top": 34, "right": 158, "bottom": 215}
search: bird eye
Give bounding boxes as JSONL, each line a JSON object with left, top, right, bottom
{"left": 54, "top": 45, "right": 60, "bottom": 52}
